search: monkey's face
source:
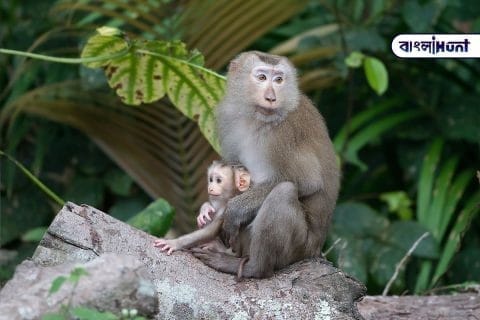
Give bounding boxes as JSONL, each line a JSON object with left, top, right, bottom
{"left": 225, "top": 52, "right": 300, "bottom": 123}
{"left": 247, "top": 60, "right": 299, "bottom": 122}
{"left": 250, "top": 65, "right": 286, "bottom": 113}
{"left": 207, "top": 166, "right": 235, "bottom": 198}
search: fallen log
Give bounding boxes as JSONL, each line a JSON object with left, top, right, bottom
{"left": 1, "top": 202, "right": 366, "bottom": 319}
{"left": 358, "top": 293, "right": 480, "bottom": 320}
{"left": 2, "top": 202, "right": 477, "bottom": 319}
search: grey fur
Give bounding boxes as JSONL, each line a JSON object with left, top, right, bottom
{"left": 193, "top": 52, "right": 340, "bottom": 278}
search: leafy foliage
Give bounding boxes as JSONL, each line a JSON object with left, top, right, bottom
{"left": 1, "top": 0, "right": 480, "bottom": 296}
{"left": 413, "top": 139, "right": 480, "bottom": 292}
{"left": 81, "top": 30, "right": 225, "bottom": 151}
{"left": 329, "top": 202, "right": 438, "bottom": 291}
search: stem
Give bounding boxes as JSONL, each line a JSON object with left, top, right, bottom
{"left": 136, "top": 49, "right": 226, "bottom": 81}
{"left": 0, "top": 150, "right": 65, "bottom": 206}
{"left": 323, "top": 238, "right": 342, "bottom": 256}
{"left": 0, "top": 47, "right": 129, "bottom": 64}
{"left": 382, "top": 232, "right": 429, "bottom": 296}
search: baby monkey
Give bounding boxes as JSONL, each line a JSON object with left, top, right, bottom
{"left": 154, "top": 161, "right": 250, "bottom": 255}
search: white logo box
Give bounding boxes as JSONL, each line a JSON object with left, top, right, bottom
{"left": 392, "top": 34, "right": 480, "bottom": 58}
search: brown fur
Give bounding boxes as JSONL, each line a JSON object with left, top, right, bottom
{"left": 192, "top": 51, "right": 340, "bottom": 278}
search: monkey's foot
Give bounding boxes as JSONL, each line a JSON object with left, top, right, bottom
{"left": 190, "top": 247, "right": 240, "bottom": 275}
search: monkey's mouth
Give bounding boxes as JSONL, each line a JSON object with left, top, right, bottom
{"left": 255, "top": 105, "right": 277, "bottom": 116}
{"left": 208, "top": 192, "right": 221, "bottom": 197}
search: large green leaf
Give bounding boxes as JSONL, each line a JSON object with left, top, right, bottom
{"left": 385, "top": 221, "right": 439, "bottom": 259}
{"left": 332, "top": 202, "right": 389, "bottom": 238}
{"left": 128, "top": 198, "right": 175, "bottom": 237}
{"left": 81, "top": 31, "right": 226, "bottom": 151}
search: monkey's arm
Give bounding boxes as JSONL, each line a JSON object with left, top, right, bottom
{"left": 222, "top": 183, "right": 275, "bottom": 240}
{"left": 154, "top": 217, "right": 223, "bottom": 255}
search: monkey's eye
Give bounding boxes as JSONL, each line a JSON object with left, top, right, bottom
{"left": 257, "top": 74, "right": 267, "bottom": 81}
{"left": 216, "top": 178, "right": 222, "bottom": 184}
{"left": 274, "top": 76, "right": 283, "bottom": 84}
{"left": 209, "top": 177, "right": 213, "bottom": 182}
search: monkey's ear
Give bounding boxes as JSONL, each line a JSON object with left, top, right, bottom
{"left": 237, "top": 173, "right": 250, "bottom": 192}
{"left": 228, "top": 60, "right": 239, "bottom": 73}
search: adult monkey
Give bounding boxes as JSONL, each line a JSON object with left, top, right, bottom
{"left": 192, "top": 51, "right": 340, "bottom": 278}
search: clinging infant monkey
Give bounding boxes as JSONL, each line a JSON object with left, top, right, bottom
{"left": 153, "top": 161, "right": 250, "bottom": 255}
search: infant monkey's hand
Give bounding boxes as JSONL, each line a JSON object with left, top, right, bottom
{"left": 197, "top": 202, "right": 216, "bottom": 228}
{"left": 153, "top": 238, "right": 179, "bottom": 255}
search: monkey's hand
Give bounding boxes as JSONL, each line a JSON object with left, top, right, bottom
{"left": 222, "top": 183, "right": 274, "bottom": 245}
{"left": 153, "top": 238, "right": 179, "bottom": 255}
{"left": 197, "top": 202, "right": 216, "bottom": 228}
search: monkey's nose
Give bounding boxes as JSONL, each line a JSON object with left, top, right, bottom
{"left": 264, "top": 87, "right": 276, "bottom": 103}
{"left": 265, "top": 96, "right": 276, "bottom": 103}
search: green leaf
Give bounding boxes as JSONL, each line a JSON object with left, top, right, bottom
{"left": 417, "top": 139, "right": 443, "bottom": 225}
{"left": 437, "top": 169, "right": 475, "bottom": 237}
{"left": 345, "top": 51, "right": 364, "bottom": 68}
{"left": 428, "top": 156, "right": 459, "bottom": 238}
{"left": 81, "top": 33, "right": 129, "bottom": 69}
{"left": 415, "top": 261, "right": 433, "bottom": 293}
{"left": 333, "top": 202, "right": 389, "bottom": 238}
{"left": 379, "top": 191, "right": 413, "bottom": 220}
{"left": 70, "top": 307, "right": 117, "bottom": 320}
{"left": 49, "top": 276, "right": 67, "bottom": 295}
{"left": 128, "top": 198, "right": 175, "bottom": 236}
{"left": 343, "top": 110, "right": 422, "bottom": 170}
{"left": 385, "top": 221, "right": 439, "bottom": 259}
{"left": 363, "top": 56, "right": 388, "bottom": 95}
{"left": 432, "top": 191, "right": 480, "bottom": 285}
{"left": 69, "top": 267, "right": 89, "bottom": 284}
{"left": 21, "top": 227, "right": 47, "bottom": 242}
{"left": 333, "top": 99, "right": 398, "bottom": 153}
{"left": 81, "top": 32, "right": 225, "bottom": 151}
{"left": 96, "top": 26, "right": 124, "bottom": 37}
